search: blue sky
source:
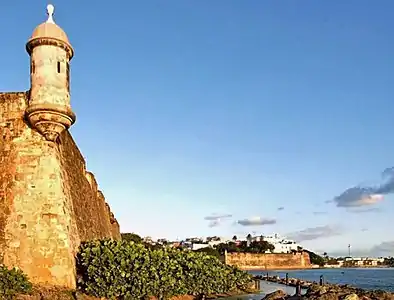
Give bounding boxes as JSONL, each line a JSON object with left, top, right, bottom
{"left": 1, "top": 0, "right": 394, "bottom": 257}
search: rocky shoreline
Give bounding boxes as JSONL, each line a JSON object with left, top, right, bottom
{"left": 254, "top": 274, "right": 313, "bottom": 289}
{"left": 256, "top": 275, "right": 394, "bottom": 300}
{"left": 262, "top": 284, "right": 394, "bottom": 300}
{"left": 11, "top": 285, "right": 260, "bottom": 300}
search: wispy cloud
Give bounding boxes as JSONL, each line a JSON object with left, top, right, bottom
{"left": 330, "top": 240, "right": 394, "bottom": 257}
{"left": 208, "top": 220, "right": 220, "bottom": 228}
{"left": 287, "top": 225, "right": 342, "bottom": 242}
{"left": 277, "top": 207, "right": 284, "bottom": 211}
{"left": 204, "top": 214, "right": 232, "bottom": 221}
{"left": 237, "top": 217, "right": 276, "bottom": 226}
{"left": 369, "top": 241, "right": 394, "bottom": 257}
{"left": 204, "top": 213, "right": 232, "bottom": 228}
{"left": 332, "top": 167, "right": 394, "bottom": 208}
{"left": 346, "top": 207, "right": 381, "bottom": 213}
{"left": 361, "top": 228, "right": 368, "bottom": 232}
{"left": 313, "top": 211, "right": 328, "bottom": 215}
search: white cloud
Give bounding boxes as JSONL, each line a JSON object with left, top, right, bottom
{"left": 237, "top": 216, "right": 276, "bottom": 226}
{"left": 287, "top": 225, "right": 342, "bottom": 242}
{"left": 204, "top": 213, "right": 232, "bottom": 221}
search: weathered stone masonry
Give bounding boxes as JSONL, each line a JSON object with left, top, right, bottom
{"left": 0, "top": 5, "right": 120, "bottom": 288}
{"left": 225, "top": 251, "right": 311, "bottom": 270}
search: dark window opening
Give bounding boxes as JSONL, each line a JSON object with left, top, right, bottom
{"left": 57, "top": 61, "right": 61, "bottom": 73}
{"left": 31, "top": 62, "right": 35, "bottom": 74}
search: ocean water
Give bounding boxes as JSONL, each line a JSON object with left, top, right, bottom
{"left": 224, "top": 268, "right": 394, "bottom": 300}
{"left": 253, "top": 268, "right": 394, "bottom": 292}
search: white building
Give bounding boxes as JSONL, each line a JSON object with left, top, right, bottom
{"left": 191, "top": 243, "right": 210, "bottom": 251}
{"left": 344, "top": 257, "right": 385, "bottom": 266}
{"left": 254, "top": 233, "right": 301, "bottom": 253}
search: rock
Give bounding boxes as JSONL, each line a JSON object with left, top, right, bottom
{"left": 316, "top": 292, "right": 341, "bottom": 300}
{"left": 262, "top": 290, "right": 287, "bottom": 300}
{"left": 365, "top": 290, "right": 394, "bottom": 300}
{"left": 343, "top": 293, "right": 359, "bottom": 300}
{"left": 14, "top": 295, "right": 41, "bottom": 300}
{"left": 307, "top": 284, "right": 328, "bottom": 296}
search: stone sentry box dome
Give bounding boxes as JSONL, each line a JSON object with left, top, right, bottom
{"left": 25, "top": 4, "right": 76, "bottom": 142}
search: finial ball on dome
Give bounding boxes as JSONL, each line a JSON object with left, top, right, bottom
{"left": 47, "top": 4, "right": 54, "bottom": 16}
{"left": 46, "top": 4, "right": 55, "bottom": 23}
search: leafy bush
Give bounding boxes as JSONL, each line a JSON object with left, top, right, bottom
{"left": 76, "top": 239, "right": 253, "bottom": 299}
{"left": 305, "top": 250, "right": 325, "bottom": 266}
{"left": 0, "top": 265, "right": 32, "bottom": 299}
{"left": 121, "top": 232, "right": 143, "bottom": 243}
{"left": 195, "top": 247, "right": 222, "bottom": 260}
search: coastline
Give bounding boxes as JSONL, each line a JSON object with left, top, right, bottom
{"left": 239, "top": 266, "right": 312, "bottom": 271}
{"left": 327, "top": 265, "right": 393, "bottom": 269}
{"left": 240, "top": 265, "right": 393, "bottom": 271}
{"left": 251, "top": 267, "right": 394, "bottom": 292}
{"left": 257, "top": 274, "right": 394, "bottom": 300}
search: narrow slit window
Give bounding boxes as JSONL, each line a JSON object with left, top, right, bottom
{"left": 31, "top": 62, "right": 35, "bottom": 74}
{"left": 57, "top": 61, "right": 61, "bottom": 73}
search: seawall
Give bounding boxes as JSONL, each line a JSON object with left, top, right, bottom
{"left": 225, "top": 251, "right": 312, "bottom": 270}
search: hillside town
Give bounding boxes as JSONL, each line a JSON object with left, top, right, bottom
{"left": 141, "top": 233, "right": 301, "bottom": 253}
{"left": 135, "top": 233, "right": 392, "bottom": 268}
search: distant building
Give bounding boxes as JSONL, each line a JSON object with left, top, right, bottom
{"left": 143, "top": 236, "right": 155, "bottom": 244}
{"left": 157, "top": 238, "right": 169, "bottom": 244}
{"left": 169, "top": 242, "right": 182, "bottom": 248}
{"left": 208, "top": 240, "right": 224, "bottom": 247}
{"left": 206, "top": 236, "right": 222, "bottom": 242}
{"left": 343, "top": 257, "right": 384, "bottom": 267}
{"left": 253, "top": 233, "right": 300, "bottom": 253}
{"left": 192, "top": 243, "right": 210, "bottom": 251}
{"left": 185, "top": 237, "right": 204, "bottom": 244}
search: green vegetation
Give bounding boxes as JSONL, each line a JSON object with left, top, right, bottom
{"left": 0, "top": 265, "right": 32, "bottom": 299}
{"left": 326, "top": 258, "right": 339, "bottom": 265}
{"left": 76, "top": 239, "right": 253, "bottom": 299}
{"left": 384, "top": 257, "right": 394, "bottom": 266}
{"left": 121, "top": 232, "right": 143, "bottom": 243}
{"left": 305, "top": 250, "right": 325, "bottom": 266}
{"left": 195, "top": 247, "right": 222, "bottom": 260}
{"left": 121, "top": 232, "right": 163, "bottom": 250}
{"left": 214, "top": 240, "right": 275, "bottom": 255}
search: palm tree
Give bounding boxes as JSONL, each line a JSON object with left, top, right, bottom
{"left": 232, "top": 235, "right": 237, "bottom": 242}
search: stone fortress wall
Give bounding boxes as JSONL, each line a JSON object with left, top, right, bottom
{"left": 225, "top": 251, "right": 311, "bottom": 270}
{"left": 0, "top": 5, "right": 120, "bottom": 288}
{"left": 0, "top": 92, "right": 120, "bottom": 288}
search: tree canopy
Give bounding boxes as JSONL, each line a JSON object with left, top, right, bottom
{"left": 121, "top": 233, "right": 143, "bottom": 243}
{"left": 305, "top": 250, "right": 325, "bottom": 266}
{"left": 214, "top": 240, "right": 275, "bottom": 255}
